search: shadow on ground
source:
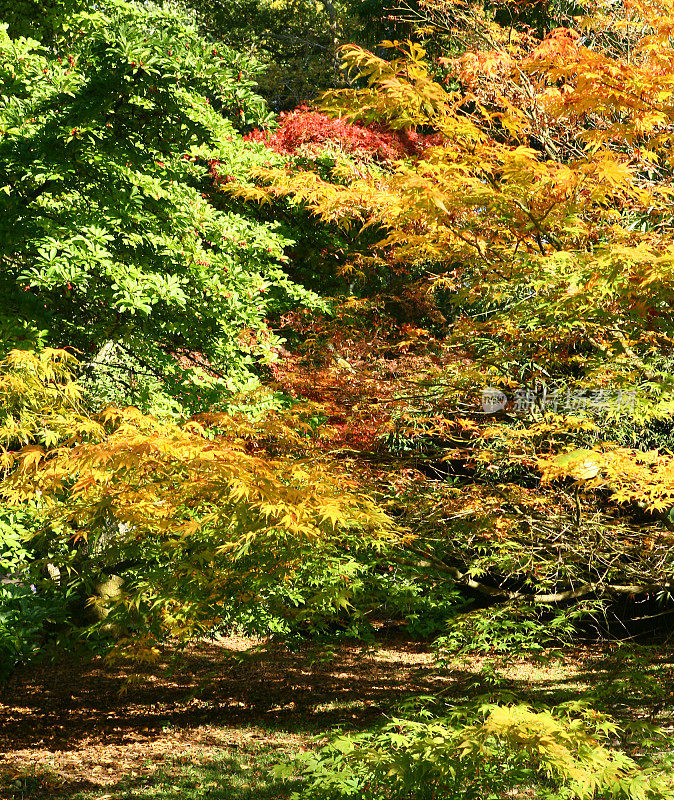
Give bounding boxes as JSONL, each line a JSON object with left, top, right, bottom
{"left": 1, "top": 635, "right": 673, "bottom": 798}
{"left": 0, "top": 635, "right": 447, "bottom": 750}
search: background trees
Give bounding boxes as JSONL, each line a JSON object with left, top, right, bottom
{"left": 180, "top": 0, "right": 395, "bottom": 110}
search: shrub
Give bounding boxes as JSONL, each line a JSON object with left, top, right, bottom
{"left": 245, "top": 108, "right": 443, "bottom": 162}
{"left": 0, "top": 509, "right": 69, "bottom": 682}
{"left": 281, "top": 698, "right": 674, "bottom": 799}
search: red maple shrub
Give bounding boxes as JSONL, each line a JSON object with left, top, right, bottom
{"left": 244, "top": 107, "right": 443, "bottom": 162}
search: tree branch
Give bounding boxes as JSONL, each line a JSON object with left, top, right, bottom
{"left": 400, "top": 543, "right": 674, "bottom": 604}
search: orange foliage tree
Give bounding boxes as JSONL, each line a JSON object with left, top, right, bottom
{"left": 0, "top": 350, "right": 397, "bottom": 656}
{"left": 229, "top": 0, "right": 674, "bottom": 610}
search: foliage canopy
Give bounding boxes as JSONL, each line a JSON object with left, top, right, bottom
{"left": 0, "top": 0, "right": 320, "bottom": 411}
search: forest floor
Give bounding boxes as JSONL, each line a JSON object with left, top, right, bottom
{"left": 2, "top": 633, "right": 674, "bottom": 800}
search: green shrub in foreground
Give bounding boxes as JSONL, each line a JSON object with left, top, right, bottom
{"left": 278, "top": 698, "right": 674, "bottom": 800}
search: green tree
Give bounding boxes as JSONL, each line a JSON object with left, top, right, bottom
{"left": 0, "top": 1, "right": 320, "bottom": 411}
{"left": 0, "top": 0, "right": 88, "bottom": 43}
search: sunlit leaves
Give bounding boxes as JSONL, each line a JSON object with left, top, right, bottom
{"left": 292, "top": 699, "right": 674, "bottom": 799}
{"left": 0, "top": 350, "right": 398, "bottom": 647}
{"left": 227, "top": 2, "right": 674, "bottom": 604}
{"left": 0, "top": 5, "right": 319, "bottom": 410}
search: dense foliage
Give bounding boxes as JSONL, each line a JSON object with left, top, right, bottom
{"left": 0, "top": 349, "right": 400, "bottom": 662}
{"left": 2, "top": 2, "right": 674, "bottom": 795}
{"left": 0, "top": 0, "right": 320, "bottom": 412}
{"left": 238, "top": 0, "right": 674, "bottom": 617}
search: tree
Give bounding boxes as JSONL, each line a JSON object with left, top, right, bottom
{"left": 0, "top": 0, "right": 88, "bottom": 43}
{"left": 180, "top": 0, "right": 396, "bottom": 110}
{"left": 232, "top": 1, "right": 674, "bottom": 611}
{"left": 0, "top": 0, "right": 320, "bottom": 412}
{"left": 0, "top": 349, "right": 397, "bottom": 656}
